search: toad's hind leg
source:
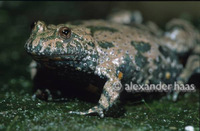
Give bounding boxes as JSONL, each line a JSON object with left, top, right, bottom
{"left": 172, "top": 54, "right": 200, "bottom": 101}
{"left": 69, "top": 77, "right": 121, "bottom": 118}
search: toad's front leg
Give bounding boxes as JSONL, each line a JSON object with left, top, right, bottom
{"left": 69, "top": 76, "right": 122, "bottom": 118}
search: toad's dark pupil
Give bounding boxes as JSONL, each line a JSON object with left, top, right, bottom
{"left": 59, "top": 27, "right": 71, "bottom": 39}
{"left": 62, "top": 29, "right": 69, "bottom": 35}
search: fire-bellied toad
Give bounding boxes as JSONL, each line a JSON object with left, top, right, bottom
{"left": 25, "top": 18, "right": 200, "bottom": 118}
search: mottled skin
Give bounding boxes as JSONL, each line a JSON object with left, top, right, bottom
{"left": 25, "top": 18, "right": 200, "bottom": 117}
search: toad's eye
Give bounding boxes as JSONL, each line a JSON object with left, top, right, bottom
{"left": 59, "top": 27, "right": 71, "bottom": 39}
{"left": 30, "top": 21, "right": 36, "bottom": 30}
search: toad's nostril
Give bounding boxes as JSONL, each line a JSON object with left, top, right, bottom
{"left": 36, "top": 21, "right": 47, "bottom": 32}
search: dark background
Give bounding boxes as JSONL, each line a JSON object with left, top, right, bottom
{"left": 1, "top": 1, "right": 200, "bottom": 83}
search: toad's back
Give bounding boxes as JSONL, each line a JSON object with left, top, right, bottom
{"left": 67, "top": 20, "right": 181, "bottom": 84}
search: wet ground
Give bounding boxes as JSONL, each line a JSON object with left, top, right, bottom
{"left": 0, "top": 2, "right": 199, "bottom": 131}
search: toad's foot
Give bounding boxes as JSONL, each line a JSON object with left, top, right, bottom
{"left": 69, "top": 75, "right": 121, "bottom": 118}
{"left": 167, "top": 84, "right": 180, "bottom": 102}
{"left": 69, "top": 105, "right": 104, "bottom": 118}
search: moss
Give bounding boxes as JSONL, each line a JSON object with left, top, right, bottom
{"left": 0, "top": 86, "right": 199, "bottom": 130}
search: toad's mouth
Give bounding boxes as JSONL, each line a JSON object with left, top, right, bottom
{"left": 28, "top": 52, "right": 86, "bottom": 62}
{"left": 31, "top": 54, "right": 74, "bottom": 61}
